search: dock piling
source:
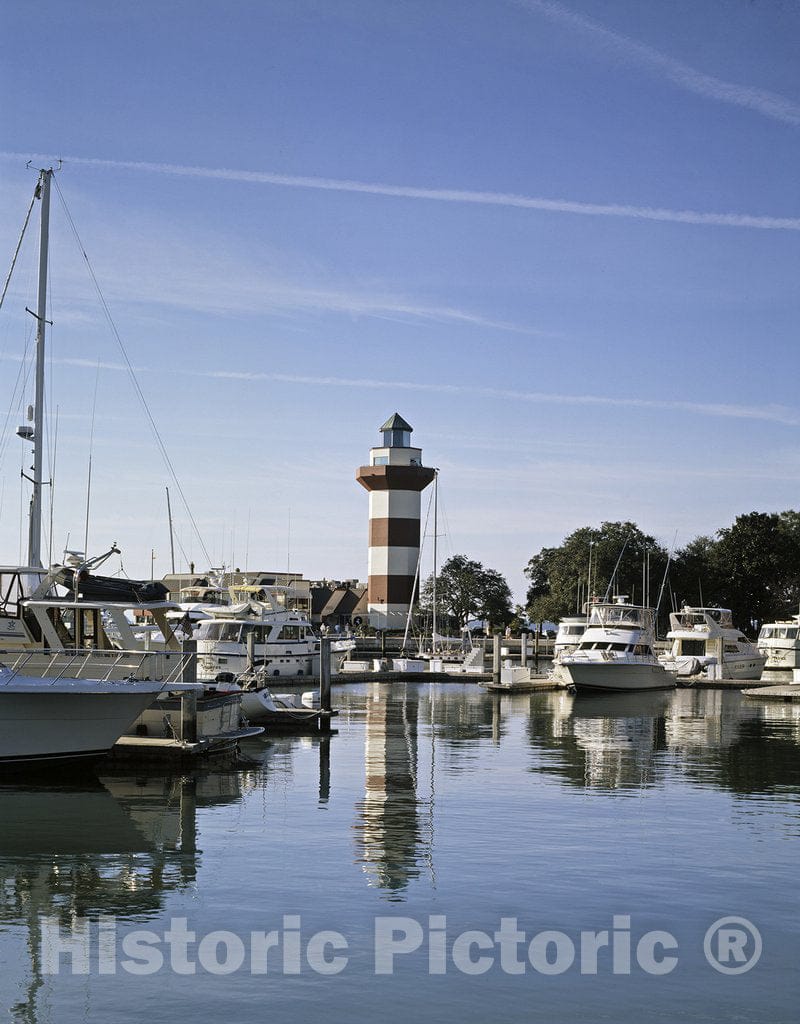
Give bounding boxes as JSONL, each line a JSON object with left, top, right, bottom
{"left": 492, "top": 634, "right": 501, "bottom": 684}
{"left": 320, "top": 636, "right": 332, "bottom": 733}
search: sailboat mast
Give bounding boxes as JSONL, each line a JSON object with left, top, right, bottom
{"left": 28, "top": 168, "right": 53, "bottom": 568}
{"left": 432, "top": 470, "right": 438, "bottom": 652}
{"left": 166, "top": 486, "right": 176, "bottom": 574}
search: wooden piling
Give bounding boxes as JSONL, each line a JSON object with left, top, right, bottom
{"left": 319, "top": 635, "right": 332, "bottom": 733}
{"left": 181, "top": 690, "right": 198, "bottom": 743}
{"left": 520, "top": 632, "right": 527, "bottom": 668}
{"left": 492, "top": 634, "right": 501, "bottom": 684}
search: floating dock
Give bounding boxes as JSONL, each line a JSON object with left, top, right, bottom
{"left": 742, "top": 684, "right": 800, "bottom": 702}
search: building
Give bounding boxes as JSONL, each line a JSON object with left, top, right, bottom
{"left": 356, "top": 414, "right": 435, "bottom": 630}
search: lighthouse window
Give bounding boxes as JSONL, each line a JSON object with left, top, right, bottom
{"left": 374, "top": 456, "right": 389, "bottom": 465}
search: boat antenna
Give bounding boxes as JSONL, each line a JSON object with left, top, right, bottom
{"left": 603, "top": 534, "right": 630, "bottom": 601}
{"left": 83, "top": 360, "right": 101, "bottom": 560}
{"left": 654, "top": 531, "right": 678, "bottom": 626}
{"left": 166, "top": 486, "right": 176, "bottom": 574}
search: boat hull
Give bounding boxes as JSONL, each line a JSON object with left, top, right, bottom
{"left": 560, "top": 662, "right": 676, "bottom": 693}
{"left": 0, "top": 682, "right": 165, "bottom": 768}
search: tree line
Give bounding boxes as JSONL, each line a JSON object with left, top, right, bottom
{"left": 421, "top": 511, "right": 800, "bottom": 635}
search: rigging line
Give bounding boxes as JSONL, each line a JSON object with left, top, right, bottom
{"left": 52, "top": 177, "right": 213, "bottom": 567}
{"left": 0, "top": 327, "right": 35, "bottom": 472}
{"left": 84, "top": 360, "right": 101, "bottom": 557}
{"left": 47, "top": 405, "right": 59, "bottom": 567}
{"left": 0, "top": 182, "right": 37, "bottom": 311}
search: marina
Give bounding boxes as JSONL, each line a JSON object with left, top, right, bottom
{"left": 1, "top": 683, "right": 798, "bottom": 1022}
{"left": 2, "top": 3, "right": 800, "bottom": 1020}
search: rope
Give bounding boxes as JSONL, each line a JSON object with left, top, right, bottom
{"left": 52, "top": 177, "right": 213, "bottom": 568}
{"left": 0, "top": 183, "right": 37, "bottom": 311}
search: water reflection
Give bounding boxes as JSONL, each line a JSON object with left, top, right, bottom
{"left": 0, "top": 772, "right": 241, "bottom": 1023}
{"left": 525, "top": 686, "right": 800, "bottom": 796}
{"left": 353, "top": 685, "right": 430, "bottom": 898}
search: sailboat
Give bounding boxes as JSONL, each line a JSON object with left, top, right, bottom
{"left": 0, "top": 167, "right": 186, "bottom": 767}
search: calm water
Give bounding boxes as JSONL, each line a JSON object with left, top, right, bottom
{"left": 1, "top": 683, "right": 798, "bottom": 1023}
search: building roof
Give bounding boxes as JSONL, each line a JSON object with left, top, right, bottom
{"left": 379, "top": 413, "right": 413, "bottom": 432}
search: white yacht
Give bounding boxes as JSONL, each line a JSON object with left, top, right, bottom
{"left": 559, "top": 597, "right": 675, "bottom": 693}
{"left": 0, "top": 665, "right": 167, "bottom": 768}
{"left": 660, "top": 607, "right": 765, "bottom": 680}
{"left": 757, "top": 615, "right": 800, "bottom": 679}
{"left": 195, "top": 584, "right": 352, "bottom": 682}
{"left": 165, "top": 579, "right": 231, "bottom": 627}
{"left": 550, "top": 614, "right": 588, "bottom": 684}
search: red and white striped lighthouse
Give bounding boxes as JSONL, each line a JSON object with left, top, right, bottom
{"left": 356, "top": 414, "right": 435, "bottom": 629}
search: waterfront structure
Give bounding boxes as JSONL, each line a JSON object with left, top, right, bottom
{"left": 356, "top": 415, "right": 435, "bottom": 630}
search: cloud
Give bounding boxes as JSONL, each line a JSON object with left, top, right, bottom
{"left": 515, "top": 0, "right": 800, "bottom": 127}
{"left": 4, "top": 349, "right": 797, "bottom": 427}
{"left": 3, "top": 151, "right": 799, "bottom": 231}
{"left": 197, "top": 368, "right": 800, "bottom": 427}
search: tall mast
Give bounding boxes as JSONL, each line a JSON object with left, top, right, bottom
{"left": 27, "top": 168, "right": 53, "bottom": 568}
{"left": 432, "top": 469, "right": 438, "bottom": 652}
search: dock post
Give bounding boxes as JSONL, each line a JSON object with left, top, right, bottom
{"left": 520, "top": 632, "right": 527, "bottom": 668}
{"left": 181, "top": 690, "right": 198, "bottom": 743}
{"left": 492, "top": 634, "right": 501, "bottom": 684}
{"left": 180, "top": 640, "right": 198, "bottom": 743}
{"left": 534, "top": 625, "right": 540, "bottom": 672}
{"left": 319, "top": 636, "right": 332, "bottom": 734}
{"left": 246, "top": 630, "right": 255, "bottom": 672}
{"left": 181, "top": 639, "right": 197, "bottom": 683}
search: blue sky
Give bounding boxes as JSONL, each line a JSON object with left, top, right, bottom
{"left": 1, "top": 0, "right": 799, "bottom": 603}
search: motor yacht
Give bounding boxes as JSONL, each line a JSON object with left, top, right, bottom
{"left": 660, "top": 606, "right": 765, "bottom": 680}
{"left": 559, "top": 597, "right": 675, "bottom": 693}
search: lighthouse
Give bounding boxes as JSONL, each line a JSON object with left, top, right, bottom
{"left": 356, "top": 414, "right": 435, "bottom": 629}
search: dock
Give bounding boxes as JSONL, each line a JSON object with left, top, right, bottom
{"left": 104, "top": 728, "right": 262, "bottom": 769}
{"left": 742, "top": 684, "right": 800, "bottom": 702}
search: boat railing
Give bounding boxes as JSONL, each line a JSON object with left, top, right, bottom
{"left": 0, "top": 647, "right": 192, "bottom": 684}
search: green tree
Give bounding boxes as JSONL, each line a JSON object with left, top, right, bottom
{"left": 421, "top": 554, "right": 513, "bottom": 630}
{"left": 709, "top": 512, "right": 800, "bottom": 631}
{"left": 524, "top": 522, "right": 669, "bottom": 626}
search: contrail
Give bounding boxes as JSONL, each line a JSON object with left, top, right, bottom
{"left": 515, "top": 0, "right": 800, "bottom": 127}
{"left": 197, "top": 368, "right": 800, "bottom": 427}
{"left": 3, "top": 151, "right": 799, "bottom": 231}
{"left": 3, "top": 350, "right": 796, "bottom": 425}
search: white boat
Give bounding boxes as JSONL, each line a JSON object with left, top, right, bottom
{"left": 0, "top": 665, "right": 167, "bottom": 768}
{"left": 1, "top": 169, "right": 261, "bottom": 760}
{"left": 195, "top": 585, "right": 353, "bottom": 682}
{"left": 165, "top": 578, "right": 231, "bottom": 627}
{"left": 660, "top": 606, "right": 765, "bottom": 680}
{"left": 550, "top": 614, "right": 588, "bottom": 684}
{"left": 757, "top": 615, "right": 800, "bottom": 679}
{"left": 559, "top": 597, "right": 675, "bottom": 693}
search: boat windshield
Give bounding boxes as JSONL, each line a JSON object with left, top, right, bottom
{"left": 197, "top": 622, "right": 243, "bottom": 642}
{"left": 759, "top": 625, "right": 798, "bottom": 640}
{"left": 589, "top": 604, "right": 646, "bottom": 628}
